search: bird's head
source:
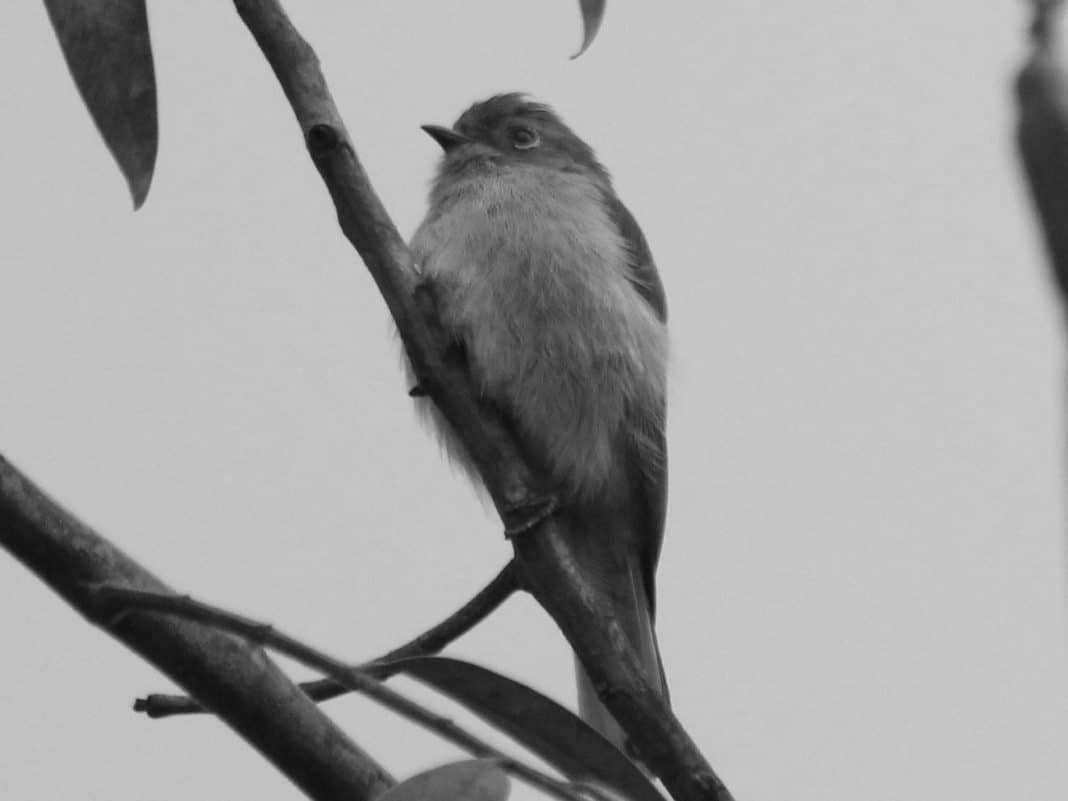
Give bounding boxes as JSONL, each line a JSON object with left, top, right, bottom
{"left": 422, "top": 93, "right": 610, "bottom": 184}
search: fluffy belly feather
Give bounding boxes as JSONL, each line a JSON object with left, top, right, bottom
{"left": 409, "top": 165, "right": 666, "bottom": 499}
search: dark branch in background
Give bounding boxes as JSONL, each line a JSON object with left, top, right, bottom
{"left": 1018, "top": 0, "right": 1068, "bottom": 308}
{"left": 0, "top": 454, "right": 393, "bottom": 801}
{"left": 138, "top": 560, "right": 520, "bottom": 717}
{"left": 231, "top": 1, "right": 734, "bottom": 799}
{"left": 95, "top": 585, "right": 608, "bottom": 801}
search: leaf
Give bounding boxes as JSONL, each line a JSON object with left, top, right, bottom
{"left": 391, "top": 656, "right": 664, "bottom": 801}
{"left": 572, "top": 0, "right": 606, "bottom": 59}
{"left": 43, "top": 0, "right": 158, "bottom": 208}
{"left": 377, "top": 759, "right": 510, "bottom": 801}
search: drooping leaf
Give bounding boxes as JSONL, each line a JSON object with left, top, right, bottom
{"left": 43, "top": 0, "right": 158, "bottom": 208}
{"left": 376, "top": 759, "right": 510, "bottom": 801}
{"left": 572, "top": 0, "right": 606, "bottom": 59}
{"left": 391, "top": 656, "right": 664, "bottom": 801}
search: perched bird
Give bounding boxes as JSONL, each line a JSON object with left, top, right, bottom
{"left": 406, "top": 93, "right": 669, "bottom": 755}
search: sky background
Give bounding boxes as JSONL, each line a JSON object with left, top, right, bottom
{"left": 1, "top": 2, "right": 1066, "bottom": 800}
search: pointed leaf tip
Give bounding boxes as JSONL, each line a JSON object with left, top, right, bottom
{"left": 572, "top": 0, "right": 606, "bottom": 59}
{"left": 44, "top": 0, "right": 158, "bottom": 209}
{"left": 377, "top": 759, "right": 510, "bottom": 801}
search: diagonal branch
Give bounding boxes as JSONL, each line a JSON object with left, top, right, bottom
{"left": 230, "top": 2, "right": 735, "bottom": 799}
{"left": 137, "top": 559, "right": 520, "bottom": 717}
{"left": 0, "top": 453, "right": 393, "bottom": 801}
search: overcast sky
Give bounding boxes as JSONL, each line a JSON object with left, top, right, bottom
{"left": 1, "top": 2, "right": 1066, "bottom": 800}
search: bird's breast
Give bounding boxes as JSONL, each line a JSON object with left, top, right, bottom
{"left": 410, "top": 166, "right": 667, "bottom": 499}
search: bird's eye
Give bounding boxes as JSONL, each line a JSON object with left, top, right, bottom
{"left": 510, "top": 127, "right": 540, "bottom": 150}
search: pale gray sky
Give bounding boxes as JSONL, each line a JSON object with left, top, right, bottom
{"left": 1, "top": 2, "right": 1065, "bottom": 800}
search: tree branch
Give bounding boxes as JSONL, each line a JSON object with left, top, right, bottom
{"left": 0, "top": 453, "right": 393, "bottom": 801}
{"left": 512, "top": 528, "right": 733, "bottom": 800}
{"left": 137, "top": 559, "right": 520, "bottom": 717}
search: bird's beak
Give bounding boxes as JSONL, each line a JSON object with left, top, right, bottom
{"left": 421, "top": 124, "right": 475, "bottom": 152}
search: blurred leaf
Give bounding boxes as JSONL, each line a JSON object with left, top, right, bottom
{"left": 391, "top": 656, "right": 663, "bottom": 801}
{"left": 377, "top": 759, "right": 510, "bottom": 801}
{"left": 572, "top": 0, "right": 606, "bottom": 59}
{"left": 43, "top": 0, "right": 158, "bottom": 208}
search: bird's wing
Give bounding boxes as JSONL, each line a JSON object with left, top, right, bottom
{"left": 602, "top": 191, "right": 669, "bottom": 617}
{"left": 602, "top": 192, "right": 667, "bottom": 323}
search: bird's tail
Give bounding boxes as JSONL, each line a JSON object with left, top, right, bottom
{"left": 573, "top": 554, "right": 669, "bottom": 759}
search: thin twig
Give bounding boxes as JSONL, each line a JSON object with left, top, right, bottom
{"left": 95, "top": 584, "right": 600, "bottom": 801}
{"left": 137, "top": 560, "right": 520, "bottom": 717}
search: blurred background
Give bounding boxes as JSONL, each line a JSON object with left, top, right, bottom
{"left": 1, "top": 2, "right": 1065, "bottom": 799}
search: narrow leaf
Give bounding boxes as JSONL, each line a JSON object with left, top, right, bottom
{"left": 377, "top": 759, "right": 510, "bottom": 801}
{"left": 391, "top": 656, "right": 663, "bottom": 801}
{"left": 43, "top": 0, "right": 158, "bottom": 208}
{"left": 572, "top": 0, "right": 606, "bottom": 59}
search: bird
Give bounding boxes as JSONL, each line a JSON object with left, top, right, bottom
{"left": 405, "top": 93, "right": 669, "bottom": 757}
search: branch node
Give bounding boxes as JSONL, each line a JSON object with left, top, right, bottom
{"left": 85, "top": 583, "right": 159, "bottom": 628}
{"left": 307, "top": 123, "right": 340, "bottom": 154}
{"left": 502, "top": 495, "right": 559, "bottom": 539}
